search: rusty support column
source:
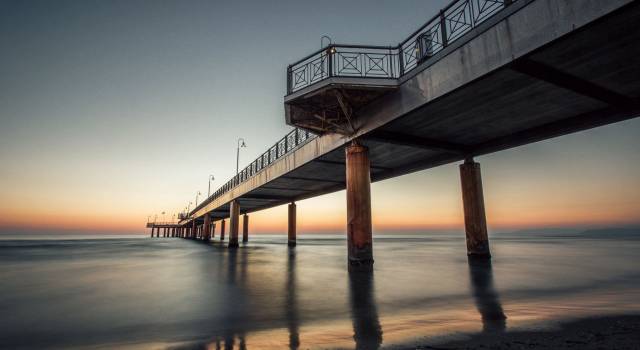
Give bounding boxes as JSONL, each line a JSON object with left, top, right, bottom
{"left": 220, "top": 220, "right": 226, "bottom": 241}
{"left": 288, "top": 202, "right": 296, "bottom": 247}
{"left": 460, "top": 158, "right": 491, "bottom": 258}
{"left": 242, "top": 214, "right": 249, "bottom": 243}
{"left": 229, "top": 200, "right": 240, "bottom": 248}
{"left": 203, "top": 214, "right": 211, "bottom": 242}
{"left": 346, "top": 141, "right": 373, "bottom": 271}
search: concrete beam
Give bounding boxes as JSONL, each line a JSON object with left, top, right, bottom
{"left": 511, "top": 58, "right": 634, "bottom": 106}
{"left": 365, "top": 131, "right": 468, "bottom": 154}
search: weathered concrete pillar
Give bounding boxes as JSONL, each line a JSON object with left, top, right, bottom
{"left": 156, "top": 227, "right": 160, "bottom": 238}
{"left": 346, "top": 141, "right": 373, "bottom": 271}
{"left": 288, "top": 202, "right": 296, "bottom": 247}
{"left": 220, "top": 220, "right": 226, "bottom": 241}
{"left": 460, "top": 158, "right": 491, "bottom": 258}
{"left": 203, "top": 214, "right": 211, "bottom": 241}
{"left": 150, "top": 227, "right": 155, "bottom": 238}
{"left": 242, "top": 214, "right": 249, "bottom": 243}
{"left": 191, "top": 220, "right": 196, "bottom": 239}
{"left": 211, "top": 223, "right": 216, "bottom": 239}
{"left": 229, "top": 201, "right": 240, "bottom": 248}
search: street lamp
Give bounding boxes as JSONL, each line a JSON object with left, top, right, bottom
{"left": 153, "top": 214, "right": 157, "bottom": 223}
{"left": 236, "top": 138, "right": 246, "bottom": 174}
{"left": 186, "top": 202, "right": 192, "bottom": 215}
{"left": 321, "top": 35, "right": 332, "bottom": 49}
{"left": 195, "top": 191, "right": 201, "bottom": 207}
{"left": 147, "top": 215, "right": 151, "bottom": 223}
{"left": 208, "top": 174, "right": 215, "bottom": 197}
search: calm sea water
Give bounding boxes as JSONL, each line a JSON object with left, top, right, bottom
{"left": 0, "top": 230, "right": 639, "bottom": 349}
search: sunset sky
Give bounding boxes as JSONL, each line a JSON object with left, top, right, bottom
{"left": 1, "top": 0, "right": 639, "bottom": 235}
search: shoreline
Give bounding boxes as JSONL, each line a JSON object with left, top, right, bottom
{"left": 403, "top": 314, "right": 640, "bottom": 350}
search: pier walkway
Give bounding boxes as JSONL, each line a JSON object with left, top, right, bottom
{"left": 152, "top": 0, "right": 640, "bottom": 270}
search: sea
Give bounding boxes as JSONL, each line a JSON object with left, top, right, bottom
{"left": 0, "top": 229, "right": 639, "bottom": 349}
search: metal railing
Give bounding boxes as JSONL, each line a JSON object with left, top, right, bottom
{"left": 189, "top": 128, "right": 316, "bottom": 217}
{"left": 287, "top": 0, "right": 516, "bottom": 94}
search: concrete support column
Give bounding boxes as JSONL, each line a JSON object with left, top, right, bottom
{"left": 229, "top": 201, "right": 240, "bottom": 248}
{"left": 164, "top": 228, "right": 168, "bottom": 237}
{"left": 220, "top": 220, "right": 226, "bottom": 241}
{"left": 460, "top": 158, "right": 491, "bottom": 258}
{"left": 150, "top": 227, "right": 154, "bottom": 238}
{"left": 346, "top": 141, "right": 373, "bottom": 271}
{"left": 203, "top": 214, "right": 211, "bottom": 241}
{"left": 156, "top": 228, "right": 160, "bottom": 238}
{"left": 242, "top": 214, "right": 249, "bottom": 243}
{"left": 211, "top": 223, "right": 216, "bottom": 239}
{"left": 191, "top": 220, "right": 196, "bottom": 239}
{"left": 288, "top": 202, "right": 296, "bottom": 247}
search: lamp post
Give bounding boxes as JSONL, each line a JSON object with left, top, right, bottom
{"left": 195, "top": 191, "right": 201, "bottom": 207}
{"left": 236, "top": 138, "right": 246, "bottom": 174}
{"left": 172, "top": 214, "right": 175, "bottom": 223}
{"left": 147, "top": 215, "right": 151, "bottom": 224}
{"left": 208, "top": 175, "right": 215, "bottom": 197}
{"left": 161, "top": 211, "right": 166, "bottom": 223}
{"left": 186, "top": 202, "right": 192, "bottom": 216}
{"left": 321, "top": 35, "right": 332, "bottom": 49}
{"left": 153, "top": 214, "right": 157, "bottom": 224}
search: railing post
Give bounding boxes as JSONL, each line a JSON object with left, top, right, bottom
{"left": 284, "top": 134, "right": 289, "bottom": 152}
{"left": 398, "top": 47, "right": 405, "bottom": 76}
{"left": 440, "top": 10, "right": 449, "bottom": 48}
{"left": 327, "top": 47, "right": 334, "bottom": 78}
{"left": 287, "top": 65, "right": 292, "bottom": 94}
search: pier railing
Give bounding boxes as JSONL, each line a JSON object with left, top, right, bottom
{"left": 287, "top": 0, "right": 516, "bottom": 94}
{"left": 189, "top": 128, "right": 316, "bottom": 217}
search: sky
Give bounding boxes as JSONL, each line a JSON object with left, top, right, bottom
{"left": 0, "top": 0, "right": 639, "bottom": 235}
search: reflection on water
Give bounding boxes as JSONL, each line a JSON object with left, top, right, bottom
{"left": 1, "top": 231, "right": 639, "bottom": 349}
{"left": 286, "top": 248, "right": 300, "bottom": 350}
{"left": 467, "top": 257, "right": 507, "bottom": 332}
{"left": 349, "top": 270, "right": 383, "bottom": 350}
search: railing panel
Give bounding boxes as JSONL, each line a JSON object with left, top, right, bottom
{"left": 287, "top": 0, "right": 517, "bottom": 94}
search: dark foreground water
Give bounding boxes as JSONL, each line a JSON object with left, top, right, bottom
{"left": 0, "top": 230, "right": 639, "bottom": 349}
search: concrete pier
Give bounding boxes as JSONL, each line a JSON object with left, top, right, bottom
{"left": 211, "top": 223, "right": 216, "bottom": 240}
{"left": 229, "top": 200, "right": 240, "bottom": 248}
{"left": 150, "top": 227, "right": 154, "bottom": 238}
{"left": 220, "top": 219, "right": 226, "bottom": 241}
{"left": 191, "top": 220, "right": 196, "bottom": 239}
{"left": 460, "top": 158, "right": 490, "bottom": 258}
{"left": 288, "top": 202, "right": 296, "bottom": 247}
{"left": 345, "top": 141, "right": 373, "bottom": 271}
{"left": 242, "top": 214, "right": 249, "bottom": 243}
{"left": 203, "top": 214, "right": 211, "bottom": 241}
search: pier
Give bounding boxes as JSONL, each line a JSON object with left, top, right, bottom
{"left": 150, "top": 0, "right": 640, "bottom": 270}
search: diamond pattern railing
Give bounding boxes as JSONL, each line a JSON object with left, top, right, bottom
{"left": 287, "top": 0, "right": 517, "bottom": 93}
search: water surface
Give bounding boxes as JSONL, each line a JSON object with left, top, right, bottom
{"left": 0, "top": 231, "right": 639, "bottom": 349}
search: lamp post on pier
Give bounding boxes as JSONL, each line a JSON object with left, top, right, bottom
{"left": 236, "top": 138, "right": 246, "bottom": 174}
{"left": 208, "top": 175, "right": 215, "bottom": 197}
{"left": 195, "top": 191, "right": 201, "bottom": 207}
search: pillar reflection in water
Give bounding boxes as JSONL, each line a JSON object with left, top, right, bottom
{"left": 348, "top": 270, "right": 383, "bottom": 350}
{"left": 286, "top": 248, "right": 300, "bottom": 350}
{"left": 467, "top": 257, "right": 507, "bottom": 332}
